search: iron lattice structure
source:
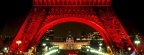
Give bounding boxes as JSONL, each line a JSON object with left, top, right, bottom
{"left": 9, "top": 0, "right": 136, "bottom": 53}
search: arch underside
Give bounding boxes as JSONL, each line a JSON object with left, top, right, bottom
{"left": 9, "top": 6, "right": 136, "bottom": 52}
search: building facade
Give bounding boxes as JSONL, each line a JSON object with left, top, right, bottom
{"left": 50, "top": 35, "right": 89, "bottom": 50}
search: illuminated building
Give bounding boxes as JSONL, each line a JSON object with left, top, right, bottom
{"left": 50, "top": 34, "right": 90, "bottom": 50}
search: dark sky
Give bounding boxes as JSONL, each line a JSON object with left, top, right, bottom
{"left": 0, "top": 0, "right": 143, "bottom": 37}
{"left": 53, "top": 22, "right": 96, "bottom": 37}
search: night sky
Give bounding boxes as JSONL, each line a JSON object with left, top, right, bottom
{"left": 53, "top": 22, "right": 96, "bottom": 37}
{"left": 0, "top": 0, "right": 143, "bottom": 37}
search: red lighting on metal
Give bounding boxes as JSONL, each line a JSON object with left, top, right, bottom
{"left": 9, "top": 0, "right": 136, "bottom": 53}
{"left": 33, "top": 0, "right": 111, "bottom": 6}
{"left": 68, "top": 53, "right": 77, "bottom": 55}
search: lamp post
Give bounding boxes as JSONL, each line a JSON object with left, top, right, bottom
{"left": 3, "top": 47, "right": 8, "bottom": 55}
{"left": 16, "top": 40, "right": 22, "bottom": 54}
{"left": 128, "top": 47, "right": 131, "bottom": 55}
{"left": 42, "top": 43, "right": 47, "bottom": 55}
{"left": 99, "top": 43, "right": 103, "bottom": 52}
{"left": 134, "top": 40, "right": 140, "bottom": 55}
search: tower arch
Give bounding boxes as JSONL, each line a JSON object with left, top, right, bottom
{"left": 32, "top": 17, "right": 110, "bottom": 47}
{"left": 9, "top": 0, "right": 136, "bottom": 54}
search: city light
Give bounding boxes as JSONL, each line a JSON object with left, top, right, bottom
{"left": 107, "top": 46, "right": 110, "bottom": 48}
{"left": 46, "top": 38, "right": 49, "bottom": 40}
{"left": 45, "top": 49, "right": 59, "bottom": 55}
{"left": 134, "top": 40, "right": 140, "bottom": 55}
{"left": 3, "top": 47, "right": 8, "bottom": 53}
{"left": 4, "top": 47, "right": 7, "bottom": 50}
{"left": 99, "top": 43, "right": 103, "bottom": 46}
{"left": 42, "top": 43, "right": 46, "bottom": 46}
{"left": 128, "top": 47, "right": 131, "bottom": 51}
{"left": 90, "top": 49, "right": 105, "bottom": 55}
{"left": 16, "top": 40, "right": 22, "bottom": 54}
{"left": 134, "top": 40, "right": 140, "bottom": 44}
{"left": 16, "top": 40, "right": 22, "bottom": 45}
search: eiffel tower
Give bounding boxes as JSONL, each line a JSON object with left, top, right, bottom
{"left": 9, "top": 0, "right": 136, "bottom": 53}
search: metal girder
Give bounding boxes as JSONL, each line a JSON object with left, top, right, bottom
{"left": 33, "top": 0, "right": 111, "bottom": 6}
{"left": 9, "top": 0, "right": 136, "bottom": 53}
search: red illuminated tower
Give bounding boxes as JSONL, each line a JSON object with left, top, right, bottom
{"left": 9, "top": 0, "right": 136, "bottom": 53}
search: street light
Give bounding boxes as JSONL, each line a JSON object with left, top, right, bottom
{"left": 3, "top": 47, "right": 8, "bottom": 53}
{"left": 99, "top": 43, "right": 103, "bottom": 46}
{"left": 42, "top": 43, "right": 46, "bottom": 46}
{"left": 134, "top": 40, "right": 140, "bottom": 44}
{"left": 99, "top": 43, "right": 103, "bottom": 52}
{"left": 16, "top": 40, "right": 22, "bottom": 49}
{"left": 134, "top": 40, "right": 140, "bottom": 49}
{"left": 134, "top": 40, "right": 140, "bottom": 55}
{"left": 16, "top": 40, "right": 22, "bottom": 54}
{"left": 128, "top": 47, "right": 131, "bottom": 51}
{"left": 128, "top": 47, "right": 131, "bottom": 55}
